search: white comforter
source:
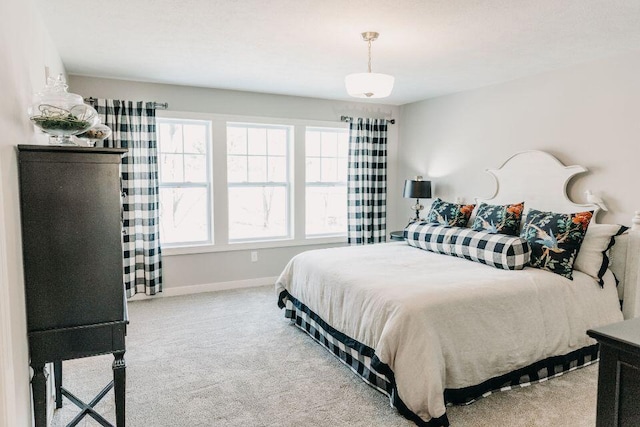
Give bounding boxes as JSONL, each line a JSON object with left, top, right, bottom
{"left": 276, "top": 242, "right": 623, "bottom": 422}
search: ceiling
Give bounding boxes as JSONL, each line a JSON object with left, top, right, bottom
{"left": 34, "top": 0, "right": 640, "bottom": 105}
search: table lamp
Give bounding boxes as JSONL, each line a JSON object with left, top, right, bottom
{"left": 403, "top": 176, "right": 432, "bottom": 222}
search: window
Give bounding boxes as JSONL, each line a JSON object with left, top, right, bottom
{"left": 305, "top": 127, "right": 349, "bottom": 236}
{"left": 227, "top": 123, "right": 292, "bottom": 242}
{"left": 157, "top": 118, "right": 211, "bottom": 246}
{"left": 157, "top": 113, "right": 349, "bottom": 255}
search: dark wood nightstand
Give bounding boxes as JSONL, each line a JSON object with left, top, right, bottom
{"left": 389, "top": 230, "right": 405, "bottom": 241}
{"left": 587, "top": 317, "right": 640, "bottom": 427}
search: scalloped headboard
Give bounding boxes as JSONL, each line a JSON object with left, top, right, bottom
{"left": 475, "top": 150, "right": 640, "bottom": 319}
{"left": 476, "top": 150, "right": 599, "bottom": 216}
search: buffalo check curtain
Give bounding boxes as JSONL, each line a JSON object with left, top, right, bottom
{"left": 347, "top": 118, "right": 388, "bottom": 245}
{"left": 92, "top": 99, "right": 163, "bottom": 297}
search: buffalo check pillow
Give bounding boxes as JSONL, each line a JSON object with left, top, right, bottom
{"left": 450, "top": 228, "right": 530, "bottom": 270}
{"left": 404, "top": 222, "right": 457, "bottom": 255}
{"left": 405, "top": 223, "right": 530, "bottom": 270}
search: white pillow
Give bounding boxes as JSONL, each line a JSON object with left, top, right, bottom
{"left": 573, "top": 223, "right": 628, "bottom": 285}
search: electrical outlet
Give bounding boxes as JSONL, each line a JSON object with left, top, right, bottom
{"left": 251, "top": 251, "right": 258, "bottom": 262}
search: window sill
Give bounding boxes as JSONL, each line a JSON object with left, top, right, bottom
{"left": 161, "top": 236, "right": 347, "bottom": 256}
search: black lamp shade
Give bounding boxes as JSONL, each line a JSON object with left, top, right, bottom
{"left": 403, "top": 179, "right": 432, "bottom": 199}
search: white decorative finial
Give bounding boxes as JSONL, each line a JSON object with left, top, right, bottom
{"left": 585, "top": 190, "right": 608, "bottom": 212}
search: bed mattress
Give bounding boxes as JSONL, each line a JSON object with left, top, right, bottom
{"left": 276, "top": 242, "right": 623, "bottom": 424}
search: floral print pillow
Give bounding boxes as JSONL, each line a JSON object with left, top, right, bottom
{"left": 520, "top": 209, "right": 593, "bottom": 279}
{"left": 425, "top": 198, "right": 475, "bottom": 227}
{"left": 471, "top": 202, "right": 524, "bottom": 236}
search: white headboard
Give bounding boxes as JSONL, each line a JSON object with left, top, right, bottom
{"left": 476, "top": 150, "right": 599, "bottom": 215}
{"left": 477, "top": 150, "right": 640, "bottom": 319}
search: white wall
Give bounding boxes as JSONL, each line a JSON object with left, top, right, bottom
{"left": 0, "top": 0, "right": 65, "bottom": 425}
{"left": 69, "top": 76, "right": 401, "bottom": 290}
{"left": 396, "top": 51, "right": 640, "bottom": 226}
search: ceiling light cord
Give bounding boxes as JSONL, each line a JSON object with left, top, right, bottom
{"left": 367, "top": 38, "right": 372, "bottom": 73}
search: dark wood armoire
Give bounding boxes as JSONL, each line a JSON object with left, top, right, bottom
{"left": 18, "top": 145, "right": 128, "bottom": 427}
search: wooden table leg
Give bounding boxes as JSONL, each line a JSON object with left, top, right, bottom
{"left": 31, "top": 363, "right": 48, "bottom": 427}
{"left": 54, "top": 360, "right": 63, "bottom": 408}
{"left": 113, "top": 351, "right": 126, "bottom": 427}
{"left": 595, "top": 345, "right": 621, "bottom": 427}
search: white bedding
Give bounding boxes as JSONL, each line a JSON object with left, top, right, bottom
{"left": 276, "top": 242, "right": 623, "bottom": 422}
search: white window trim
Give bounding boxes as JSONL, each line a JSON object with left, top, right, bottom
{"left": 226, "top": 122, "right": 293, "bottom": 242}
{"left": 157, "top": 117, "right": 213, "bottom": 247}
{"left": 156, "top": 110, "right": 349, "bottom": 256}
{"left": 304, "top": 126, "right": 349, "bottom": 238}
{"left": 161, "top": 235, "right": 347, "bottom": 256}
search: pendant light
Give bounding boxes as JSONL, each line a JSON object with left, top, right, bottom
{"left": 345, "top": 31, "right": 394, "bottom": 99}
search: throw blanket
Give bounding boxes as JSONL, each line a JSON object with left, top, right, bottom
{"left": 276, "top": 242, "right": 623, "bottom": 423}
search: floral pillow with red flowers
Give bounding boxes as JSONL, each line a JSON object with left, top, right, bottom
{"left": 520, "top": 209, "right": 593, "bottom": 279}
{"left": 471, "top": 202, "right": 524, "bottom": 236}
{"left": 425, "top": 198, "right": 475, "bottom": 227}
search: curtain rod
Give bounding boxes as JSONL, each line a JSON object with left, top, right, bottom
{"left": 340, "top": 115, "right": 395, "bottom": 125}
{"left": 84, "top": 97, "right": 169, "bottom": 110}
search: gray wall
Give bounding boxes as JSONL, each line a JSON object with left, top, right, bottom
{"left": 396, "top": 51, "right": 640, "bottom": 226}
{"left": 69, "top": 76, "right": 402, "bottom": 289}
{"left": 0, "top": 0, "right": 65, "bottom": 424}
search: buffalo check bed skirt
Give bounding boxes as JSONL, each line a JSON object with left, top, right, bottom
{"left": 278, "top": 289, "right": 600, "bottom": 427}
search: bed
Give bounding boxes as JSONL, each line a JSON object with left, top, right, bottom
{"left": 276, "top": 151, "right": 640, "bottom": 426}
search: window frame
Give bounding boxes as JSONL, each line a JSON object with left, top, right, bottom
{"left": 156, "top": 116, "right": 214, "bottom": 247}
{"left": 304, "top": 126, "right": 349, "bottom": 238}
{"left": 156, "top": 111, "right": 349, "bottom": 256}
{"left": 226, "top": 122, "right": 294, "bottom": 243}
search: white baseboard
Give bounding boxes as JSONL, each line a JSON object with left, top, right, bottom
{"left": 128, "top": 276, "right": 278, "bottom": 301}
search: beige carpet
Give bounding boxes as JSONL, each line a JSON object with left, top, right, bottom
{"left": 51, "top": 285, "right": 598, "bottom": 426}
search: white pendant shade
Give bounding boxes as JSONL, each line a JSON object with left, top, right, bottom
{"left": 345, "top": 72, "right": 395, "bottom": 98}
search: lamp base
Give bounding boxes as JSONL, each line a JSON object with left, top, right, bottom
{"left": 410, "top": 198, "right": 424, "bottom": 223}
